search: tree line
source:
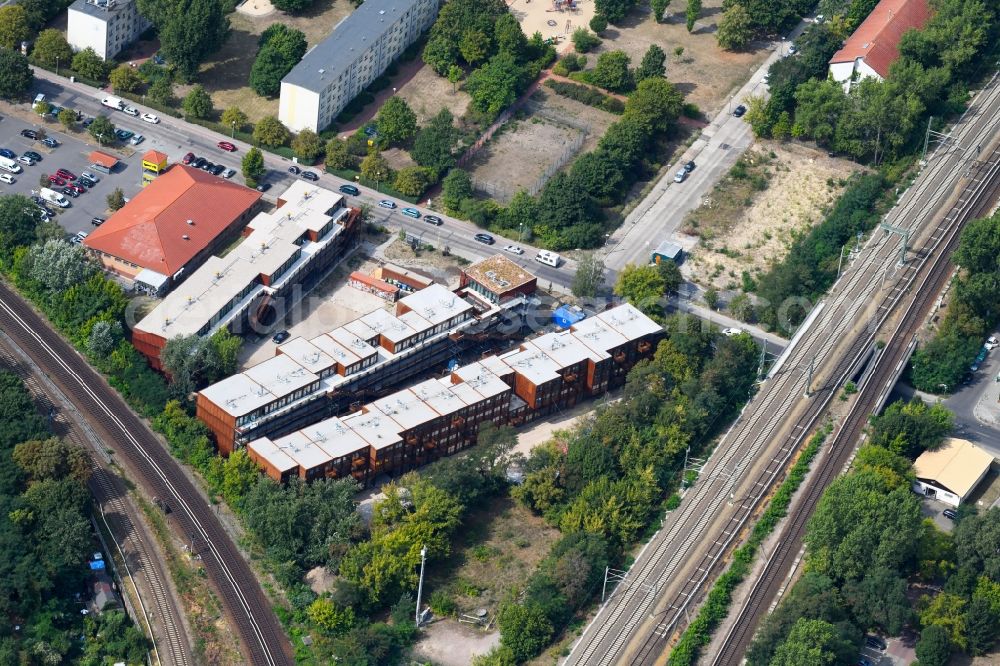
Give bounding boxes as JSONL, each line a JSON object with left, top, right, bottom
{"left": 749, "top": 398, "right": 1000, "bottom": 665}
{"left": 0, "top": 370, "right": 150, "bottom": 664}
{"left": 911, "top": 210, "right": 1000, "bottom": 392}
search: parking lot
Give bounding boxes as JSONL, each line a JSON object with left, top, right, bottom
{"left": 0, "top": 113, "right": 149, "bottom": 239}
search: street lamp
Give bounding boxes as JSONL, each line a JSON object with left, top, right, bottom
{"left": 56, "top": 57, "right": 59, "bottom": 76}
{"left": 231, "top": 120, "right": 236, "bottom": 138}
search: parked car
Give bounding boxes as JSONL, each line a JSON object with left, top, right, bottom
{"left": 81, "top": 117, "right": 94, "bottom": 127}
{"left": 673, "top": 169, "right": 687, "bottom": 183}
{"left": 78, "top": 177, "right": 96, "bottom": 188}
{"left": 256, "top": 182, "right": 272, "bottom": 192}
{"left": 864, "top": 635, "right": 887, "bottom": 651}
{"left": 338, "top": 184, "right": 359, "bottom": 196}
{"left": 986, "top": 335, "right": 999, "bottom": 350}
{"left": 401, "top": 207, "right": 421, "bottom": 219}
{"left": 24, "top": 151, "right": 42, "bottom": 162}
{"left": 223, "top": 168, "right": 236, "bottom": 179}
{"left": 91, "top": 217, "right": 105, "bottom": 226}
{"left": 114, "top": 129, "right": 133, "bottom": 141}
{"left": 61, "top": 187, "right": 79, "bottom": 198}
{"left": 69, "top": 183, "right": 85, "bottom": 194}
{"left": 81, "top": 171, "right": 99, "bottom": 183}
{"left": 787, "top": 44, "right": 798, "bottom": 55}
{"left": 0, "top": 173, "right": 15, "bottom": 184}
{"left": 377, "top": 199, "right": 396, "bottom": 209}
{"left": 474, "top": 233, "right": 495, "bottom": 245}
{"left": 123, "top": 106, "right": 139, "bottom": 117}
{"left": 504, "top": 244, "right": 524, "bottom": 255}
{"left": 141, "top": 113, "right": 160, "bottom": 124}
{"left": 20, "top": 129, "right": 39, "bottom": 140}
{"left": 217, "top": 141, "right": 237, "bottom": 152}
{"left": 287, "top": 165, "right": 300, "bottom": 175}
{"left": 0, "top": 149, "right": 15, "bottom": 159}
{"left": 17, "top": 155, "right": 34, "bottom": 166}
{"left": 723, "top": 327, "right": 744, "bottom": 336}
{"left": 424, "top": 215, "right": 443, "bottom": 226}
{"left": 684, "top": 160, "right": 696, "bottom": 173}
{"left": 41, "top": 137, "right": 59, "bottom": 148}
{"left": 272, "top": 330, "right": 290, "bottom": 344}
{"left": 55, "top": 168, "right": 76, "bottom": 180}
{"left": 201, "top": 161, "right": 215, "bottom": 172}
{"left": 182, "top": 152, "right": 195, "bottom": 165}
{"left": 733, "top": 104, "right": 747, "bottom": 118}
{"left": 48, "top": 175, "right": 66, "bottom": 186}
{"left": 130, "top": 134, "right": 145, "bottom": 146}
{"left": 943, "top": 508, "right": 958, "bottom": 520}
{"left": 193, "top": 157, "right": 207, "bottom": 169}
{"left": 301, "top": 171, "right": 319, "bottom": 181}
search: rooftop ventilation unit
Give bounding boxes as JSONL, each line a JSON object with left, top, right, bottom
{"left": 182, "top": 234, "right": 190, "bottom": 240}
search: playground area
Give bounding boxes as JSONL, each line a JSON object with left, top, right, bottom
{"left": 507, "top": 0, "right": 597, "bottom": 45}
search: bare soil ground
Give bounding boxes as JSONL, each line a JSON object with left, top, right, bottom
{"left": 683, "top": 141, "right": 862, "bottom": 292}
{"left": 381, "top": 238, "right": 469, "bottom": 284}
{"left": 508, "top": 0, "right": 597, "bottom": 45}
{"left": 395, "top": 65, "right": 472, "bottom": 126}
{"left": 590, "top": 0, "right": 772, "bottom": 116}
{"left": 194, "top": 0, "right": 355, "bottom": 123}
{"left": 412, "top": 620, "right": 501, "bottom": 666}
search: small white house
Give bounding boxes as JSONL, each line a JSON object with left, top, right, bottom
{"left": 67, "top": 0, "right": 151, "bottom": 61}
{"left": 912, "top": 438, "right": 995, "bottom": 507}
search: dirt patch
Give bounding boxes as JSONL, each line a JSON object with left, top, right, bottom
{"left": 383, "top": 147, "right": 417, "bottom": 172}
{"left": 381, "top": 238, "right": 469, "bottom": 284}
{"left": 396, "top": 64, "right": 472, "bottom": 126}
{"left": 509, "top": 0, "right": 596, "bottom": 46}
{"left": 194, "top": 0, "right": 355, "bottom": 122}
{"left": 422, "top": 495, "right": 561, "bottom": 621}
{"left": 467, "top": 99, "right": 590, "bottom": 203}
{"left": 683, "top": 141, "right": 862, "bottom": 292}
{"left": 413, "top": 619, "right": 501, "bottom": 666}
{"left": 589, "top": 1, "right": 772, "bottom": 116}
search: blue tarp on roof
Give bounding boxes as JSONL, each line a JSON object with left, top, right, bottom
{"left": 89, "top": 560, "right": 105, "bottom": 570}
{"left": 553, "top": 305, "right": 586, "bottom": 329}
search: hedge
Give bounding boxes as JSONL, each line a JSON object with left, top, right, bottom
{"left": 667, "top": 424, "right": 832, "bottom": 665}
{"left": 29, "top": 58, "right": 107, "bottom": 89}
{"left": 544, "top": 79, "right": 624, "bottom": 115}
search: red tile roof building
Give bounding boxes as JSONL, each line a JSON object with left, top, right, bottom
{"left": 83, "top": 165, "right": 262, "bottom": 292}
{"left": 828, "top": 0, "right": 930, "bottom": 89}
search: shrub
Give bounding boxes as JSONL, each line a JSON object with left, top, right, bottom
{"left": 589, "top": 14, "right": 608, "bottom": 33}
{"left": 572, "top": 28, "right": 601, "bottom": 53}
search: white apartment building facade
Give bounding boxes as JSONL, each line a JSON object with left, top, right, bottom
{"left": 67, "top": 0, "right": 151, "bottom": 61}
{"left": 279, "top": 0, "right": 439, "bottom": 133}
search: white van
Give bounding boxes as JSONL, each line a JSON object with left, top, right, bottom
{"left": 40, "top": 187, "right": 70, "bottom": 208}
{"left": 0, "top": 157, "right": 23, "bottom": 174}
{"left": 535, "top": 250, "right": 561, "bottom": 267}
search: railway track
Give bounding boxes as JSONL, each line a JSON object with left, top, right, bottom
{"left": 0, "top": 286, "right": 293, "bottom": 666}
{"left": 0, "top": 339, "right": 192, "bottom": 666}
{"left": 710, "top": 134, "right": 1000, "bottom": 666}
{"left": 565, "top": 71, "right": 1000, "bottom": 666}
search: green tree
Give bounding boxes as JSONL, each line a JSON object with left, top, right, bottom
{"left": 459, "top": 29, "right": 490, "bottom": 66}
{"left": 22, "top": 239, "right": 95, "bottom": 291}
{"left": 614, "top": 264, "right": 666, "bottom": 314}
{"left": 657, "top": 258, "right": 682, "bottom": 295}
{"left": 572, "top": 253, "right": 605, "bottom": 298}
{"left": 770, "top": 618, "right": 856, "bottom": 666}
{"left": 421, "top": 0, "right": 508, "bottom": 74}
{"left": 569, "top": 150, "right": 624, "bottom": 202}
{"left": 0, "top": 47, "right": 33, "bottom": 100}
{"left": 71, "top": 47, "right": 108, "bottom": 82}
{"left": 271, "top": 0, "right": 315, "bottom": 11}
{"left": 106, "top": 187, "right": 126, "bottom": 211}
{"left": 249, "top": 26, "right": 307, "bottom": 97}
{"left": 717, "top": 4, "right": 753, "bottom": 50}
{"left": 182, "top": 84, "right": 214, "bottom": 119}
{"left": 704, "top": 286, "right": 719, "bottom": 310}
{"left": 624, "top": 77, "right": 683, "bottom": 132}
{"left": 651, "top": 0, "right": 671, "bottom": 22}
{"left": 595, "top": 0, "right": 634, "bottom": 23}
{"left": 13, "top": 437, "right": 90, "bottom": 484}
{"left": 291, "top": 129, "right": 322, "bottom": 162}
{"left": 325, "top": 138, "right": 354, "bottom": 170}
{"left": 686, "top": 0, "right": 702, "bottom": 32}
{"left": 252, "top": 115, "right": 290, "bottom": 147}
{"left": 793, "top": 78, "right": 850, "bottom": 145}
{"left": 868, "top": 398, "right": 953, "bottom": 458}
{"left": 465, "top": 51, "right": 528, "bottom": 118}
{"left": 57, "top": 107, "right": 77, "bottom": 130}
{"left": 411, "top": 109, "right": 459, "bottom": 177}
{"left": 494, "top": 13, "right": 527, "bottom": 59}
{"left": 241, "top": 147, "right": 265, "bottom": 184}
{"left": 376, "top": 96, "right": 418, "bottom": 146}
{"left": 589, "top": 14, "right": 608, "bottom": 34}
{"left": 0, "top": 6, "right": 30, "bottom": 50}
{"left": 109, "top": 64, "right": 142, "bottom": 93}
{"left": 33, "top": 99, "right": 51, "bottom": 116}
{"left": 728, "top": 291, "right": 754, "bottom": 322}
{"left": 498, "top": 190, "right": 537, "bottom": 236}
{"left": 360, "top": 149, "right": 392, "bottom": 185}
{"left": 916, "top": 624, "right": 952, "bottom": 666}
{"left": 591, "top": 51, "right": 633, "bottom": 93}
{"left": 31, "top": 29, "right": 73, "bottom": 68}
{"left": 393, "top": 166, "right": 432, "bottom": 197}
{"left": 447, "top": 64, "right": 463, "bottom": 91}
{"left": 148, "top": 77, "right": 175, "bottom": 106}
{"left": 221, "top": 106, "right": 249, "bottom": 132}
{"left": 572, "top": 27, "right": 602, "bottom": 54}
{"left": 842, "top": 568, "right": 912, "bottom": 635}
{"left": 955, "top": 508, "right": 1000, "bottom": 582}
{"left": 497, "top": 602, "right": 554, "bottom": 662}
{"left": 965, "top": 589, "right": 1000, "bottom": 655}
{"left": 87, "top": 320, "right": 123, "bottom": 359}
{"left": 635, "top": 44, "right": 666, "bottom": 82}
{"left": 142, "top": 0, "right": 228, "bottom": 80}
{"left": 954, "top": 211, "right": 1000, "bottom": 275}
{"left": 307, "top": 597, "right": 355, "bottom": 636}
{"left": 89, "top": 115, "right": 116, "bottom": 145}
{"left": 441, "top": 169, "right": 473, "bottom": 214}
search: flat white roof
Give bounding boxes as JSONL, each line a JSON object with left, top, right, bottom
{"left": 343, "top": 408, "right": 403, "bottom": 450}
{"left": 360, "top": 308, "right": 417, "bottom": 344}
{"left": 504, "top": 345, "right": 562, "bottom": 386}
{"left": 599, "top": 303, "right": 663, "bottom": 341}
{"left": 411, "top": 378, "right": 470, "bottom": 416}
{"left": 299, "top": 416, "right": 370, "bottom": 459}
{"left": 372, "top": 388, "right": 441, "bottom": 431}
{"left": 571, "top": 316, "right": 630, "bottom": 354}
{"left": 398, "top": 284, "right": 473, "bottom": 327}
{"left": 273, "top": 431, "right": 334, "bottom": 471}
{"left": 453, "top": 361, "right": 514, "bottom": 399}
{"left": 244, "top": 354, "right": 318, "bottom": 400}
{"left": 200, "top": 372, "right": 275, "bottom": 417}
{"left": 327, "top": 327, "right": 378, "bottom": 360}
{"left": 533, "top": 330, "right": 607, "bottom": 367}
{"left": 309, "top": 332, "right": 362, "bottom": 367}
{"left": 247, "top": 437, "right": 297, "bottom": 473}
{"left": 277, "top": 337, "right": 336, "bottom": 375}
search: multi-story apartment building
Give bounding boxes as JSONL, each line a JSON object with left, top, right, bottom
{"left": 67, "top": 0, "right": 151, "bottom": 61}
{"left": 246, "top": 303, "right": 665, "bottom": 483}
{"left": 278, "top": 0, "right": 439, "bottom": 132}
{"left": 132, "top": 180, "right": 361, "bottom": 369}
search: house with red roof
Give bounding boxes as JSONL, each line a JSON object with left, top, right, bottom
{"left": 828, "top": 0, "right": 930, "bottom": 91}
{"left": 83, "top": 164, "right": 262, "bottom": 294}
